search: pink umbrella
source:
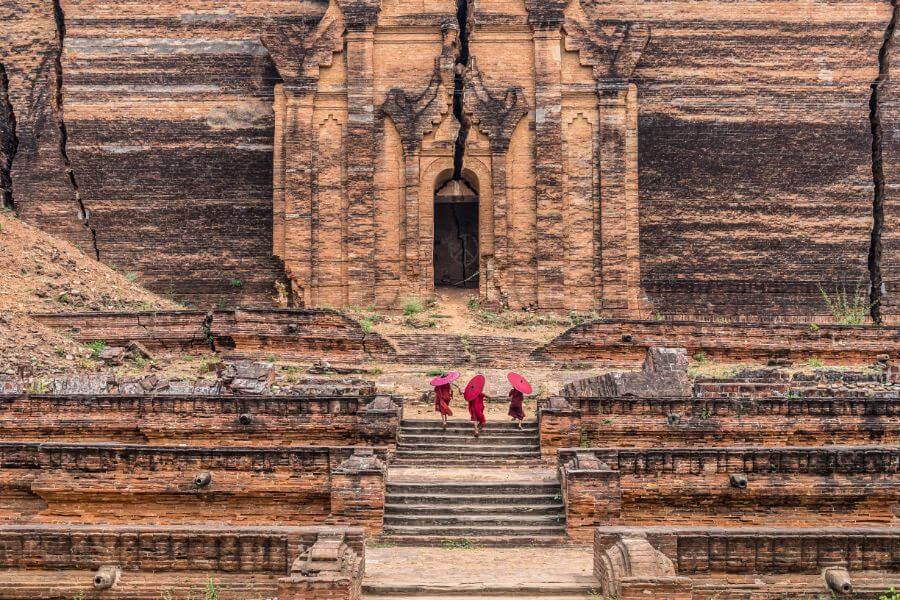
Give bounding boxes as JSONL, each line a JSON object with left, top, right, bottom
{"left": 430, "top": 371, "right": 460, "bottom": 387}
{"left": 507, "top": 372, "right": 533, "bottom": 395}
{"left": 464, "top": 374, "right": 486, "bottom": 401}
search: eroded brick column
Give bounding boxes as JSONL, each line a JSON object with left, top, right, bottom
{"left": 597, "top": 83, "right": 642, "bottom": 316}
{"left": 329, "top": 448, "right": 386, "bottom": 535}
{"left": 530, "top": 10, "right": 566, "bottom": 309}
{"left": 283, "top": 88, "right": 316, "bottom": 306}
{"left": 339, "top": 0, "right": 381, "bottom": 306}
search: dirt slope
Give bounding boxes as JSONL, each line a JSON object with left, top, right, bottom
{"left": 0, "top": 210, "right": 180, "bottom": 375}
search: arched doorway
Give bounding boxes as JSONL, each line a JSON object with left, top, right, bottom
{"left": 433, "top": 177, "right": 479, "bottom": 289}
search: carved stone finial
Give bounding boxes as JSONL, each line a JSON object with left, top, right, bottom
{"left": 595, "top": 536, "right": 677, "bottom": 598}
{"left": 364, "top": 395, "right": 399, "bottom": 412}
{"left": 575, "top": 451, "right": 610, "bottom": 471}
{"left": 291, "top": 532, "right": 353, "bottom": 575}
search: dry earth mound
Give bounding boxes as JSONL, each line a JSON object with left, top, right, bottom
{"left": 0, "top": 211, "right": 179, "bottom": 375}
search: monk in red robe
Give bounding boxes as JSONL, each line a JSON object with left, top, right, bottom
{"left": 430, "top": 371, "right": 459, "bottom": 428}
{"left": 434, "top": 383, "right": 453, "bottom": 426}
{"left": 507, "top": 371, "right": 532, "bottom": 430}
{"left": 508, "top": 388, "right": 525, "bottom": 429}
{"left": 464, "top": 374, "right": 487, "bottom": 437}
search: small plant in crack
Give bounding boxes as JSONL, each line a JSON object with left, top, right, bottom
{"left": 819, "top": 283, "right": 870, "bottom": 325}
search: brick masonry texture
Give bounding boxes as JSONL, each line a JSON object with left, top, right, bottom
{"left": 0, "top": 393, "right": 400, "bottom": 448}
{"left": 538, "top": 396, "right": 900, "bottom": 454}
{"left": 3, "top": 1, "right": 896, "bottom": 318}
{"left": 32, "top": 308, "right": 395, "bottom": 359}
{"left": 558, "top": 446, "right": 900, "bottom": 541}
{"left": 0, "top": 524, "right": 366, "bottom": 600}
{"left": 594, "top": 526, "right": 900, "bottom": 599}
{"left": 534, "top": 318, "right": 900, "bottom": 362}
{"left": 0, "top": 442, "right": 387, "bottom": 535}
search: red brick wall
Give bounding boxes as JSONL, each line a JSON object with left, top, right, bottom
{"left": 535, "top": 319, "right": 900, "bottom": 362}
{"left": 0, "top": 394, "right": 400, "bottom": 449}
{"left": 0, "top": 524, "right": 365, "bottom": 600}
{"left": 561, "top": 447, "right": 900, "bottom": 541}
{"left": 0, "top": 443, "right": 387, "bottom": 534}
{"left": 539, "top": 397, "right": 899, "bottom": 454}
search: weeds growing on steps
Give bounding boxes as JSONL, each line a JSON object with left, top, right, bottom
{"left": 819, "top": 284, "right": 871, "bottom": 325}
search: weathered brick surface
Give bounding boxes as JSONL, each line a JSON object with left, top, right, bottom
{"left": 0, "top": 393, "right": 400, "bottom": 448}
{"left": 2, "top": 0, "right": 897, "bottom": 318}
{"left": 595, "top": 526, "right": 900, "bottom": 599}
{"left": 0, "top": 524, "right": 365, "bottom": 600}
{"left": 559, "top": 446, "right": 900, "bottom": 541}
{"left": 32, "top": 308, "right": 395, "bottom": 359}
{"left": 535, "top": 319, "right": 900, "bottom": 363}
{"left": 539, "top": 396, "right": 899, "bottom": 454}
{"left": 0, "top": 443, "right": 387, "bottom": 535}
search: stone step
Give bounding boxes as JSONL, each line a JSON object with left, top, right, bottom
{"left": 370, "top": 534, "right": 569, "bottom": 547}
{"left": 397, "top": 443, "right": 540, "bottom": 452}
{"left": 402, "top": 420, "right": 538, "bottom": 431}
{"left": 394, "top": 450, "right": 542, "bottom": 459}
{"left": 383, "top": 524, "right": 568, "bottom": 537}
{"left": 385, "top": 493, "right": 560, "bottom": 506}
{"left": 390, "top": 459, "right": 547, "bottom": 468}
{"left": 383, "top": 514, "right": 565, "bottom": 527}
{"left": 386, "top": 482, "right": 561, "bottom": 495}
{"left": 397, "top": 431, "right": 540, "bottom": 447}
{"left": 364, "top": 584, "right": 593, "bottom": 597}
{"left": 384, "top": 503, "right": 564, "bottom": 515}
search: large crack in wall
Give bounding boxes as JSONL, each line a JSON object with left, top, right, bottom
{"left": 451, "top": 0, "right": 474, "bottom": 180}
{"left": 0, "top": 62, "right": 18, "bottom": 211}
{"left": 52, "top": 0, "right": 100, "bottom": 260}
{"left": 868, "top": 0, "right": 899, "bottom": 324}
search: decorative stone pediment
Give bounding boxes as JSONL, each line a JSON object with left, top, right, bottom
{"left": 260, "top": 2, "right": 345, "bottom": 89}
{"left": 381, "top": 23, "right": 458, "bottom": 152}
{"left": 563, "top": 15, "right": 650, "bottom": 82}
{"left": 462, "top": 59, "right": 530, "bottom": 153}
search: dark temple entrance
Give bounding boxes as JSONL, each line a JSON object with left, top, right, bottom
{"left": 434, "top": 179, "right": 479, "bottom": 289}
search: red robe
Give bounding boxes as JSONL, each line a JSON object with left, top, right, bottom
{"left": 467, "top": 392, "right": 486, "bottom": 425}
{"left": 434, "top": 383, "right": 453, "bottom": 416}
{"left": 508, "top": 389, "right": 525, "bottom": 420}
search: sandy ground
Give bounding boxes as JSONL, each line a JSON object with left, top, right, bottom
{"left": 364, "top": 546, "right": 596, "bottom": 594}
{"left": 0, "top": 211, "right": 178, "bottom": 375}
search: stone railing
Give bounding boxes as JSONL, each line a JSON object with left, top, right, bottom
{"left": 0, "top": 393, "right": 401, "bottom": 448}
{"left": 538, "top": 396, "right": 900, "bottom": 453}
{"left": 558, "top": 446, "right": 900, "bottom": 541}
{"left": 533, "top": 318, "right": 900, "bottom": 363}
{"left": 0, "top": 524, "right": 366, "bottom": 600}
{"left": 32, "top": 308, "right": 396, "bottom": 360}
{"left": 594, "top": 526, "right": 900, "bottom": 599}
{"left": 0, "top": 443, "right": 388, "bottom": 535}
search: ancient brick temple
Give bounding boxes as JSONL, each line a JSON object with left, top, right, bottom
{"left": 2, "top": 0, "right": 898, "bottom": 318}
{"left": 264, "top": 0, "right": 647, "bottom": 313}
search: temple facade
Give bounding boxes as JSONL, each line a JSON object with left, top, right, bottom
{"left": 264, "top": 0, "right": 648, "bottom": 314}
{"left": 3, "top": 0, "right": 894, "bottom": 320}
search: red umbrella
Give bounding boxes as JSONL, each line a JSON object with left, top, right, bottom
{"left": 507, "top": 372, "right": 533, "bottom": 395}
{"left": 430, "top": 371, "right": 460, "bottom": 387}
{"left": 464, "top": 374, "right": 486, "bottom": 401}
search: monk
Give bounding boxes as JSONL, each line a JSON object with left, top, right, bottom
{"left": 507, "top": 372, "right": 532, "bottom": 430}
{"left": 430, "top": 371, "right": 460, "bottom": 428}
{"left": 464, "top": 374, "right": 487, "bottom": 437}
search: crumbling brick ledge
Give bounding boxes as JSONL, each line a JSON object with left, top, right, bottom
{"left": 0, "top": 524, "right": 366, "bottom": 600}
{"left": 593, "top": 526, "right": 900, "bottom": 599}
{"left": 31, "top": 308, "right": 397, "bottom": 360}
{"left": 533, "top": 319, "right": 900, "bottom": 363}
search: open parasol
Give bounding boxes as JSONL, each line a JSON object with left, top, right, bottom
{"left": 507, "top": 372, "right": 533, "bottom": 395}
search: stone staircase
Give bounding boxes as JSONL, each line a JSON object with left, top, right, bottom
{"left": 392, "top": 419, "right": 543, "bottom": 467}
{"left": 382, "top": 419, "right": 566, "bottom": 547}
